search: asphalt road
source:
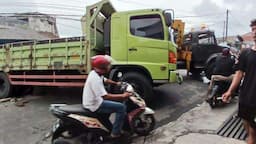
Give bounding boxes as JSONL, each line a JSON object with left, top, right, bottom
{"left": 152, "top": 77, "right": 208, "bottom": 128}
{"left": 0, "top": 74, "right": 208, "bottom": 144}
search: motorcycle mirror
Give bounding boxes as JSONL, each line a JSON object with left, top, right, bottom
{"left": 117, "top": 72, "right": 123, "bottom": 78}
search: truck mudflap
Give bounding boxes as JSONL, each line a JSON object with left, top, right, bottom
{"left": 169, "top": 71, "right": 183, "bottom": 84}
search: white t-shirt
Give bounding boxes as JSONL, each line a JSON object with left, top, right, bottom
{"left": 82, "top": 70, "right": 108, "bottom": 112}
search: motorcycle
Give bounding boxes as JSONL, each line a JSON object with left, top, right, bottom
{"left": 206, "top": 50, "right": 240, "bottom": 108}
{"left": 49, "top": 82, "right": 156, "bottom": 144}
{"left": 207, "top": 79, "right": 240, "bottom": 108}
{"left": 207, "top": 81, "right": 233, "bottom": 108}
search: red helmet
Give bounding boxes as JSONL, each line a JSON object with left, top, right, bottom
{"left": 91, "top": 55, "right": 111, "bottom": 74}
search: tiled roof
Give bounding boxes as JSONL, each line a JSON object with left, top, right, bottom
{"left": 242, "top": 32, "right": 253, "bottom": 42}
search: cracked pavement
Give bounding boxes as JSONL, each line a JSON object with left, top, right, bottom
{"left": 1, "top": 73, "right": 237, "bottom": 144}
{"left": 133, "top": 101, "right": 246, "bottom": 144}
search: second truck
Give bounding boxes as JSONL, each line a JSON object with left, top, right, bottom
{"left": 172, "top": 20, "right": 229, "bottom": 79}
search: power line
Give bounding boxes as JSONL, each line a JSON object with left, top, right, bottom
{"left": 207, "top": 21, "right": 224, "bottom": 26}
{"left": 184, "top": 19, "right": 224, "bottom": 24}
{"left": 117, "top": 0, "right": 155, "bottom": 8}
{"left": 0, "top": 13, "right": 83, "bottom": 17}
{"left": 175, "top": 9, "right": 194, "bottom": 14}
{"left": 0, "top": 3, "right": 84, "bottom": 12}
{"left": 59, "top": 0, "right": 85, "bottom": 3}
{"left": 0, "top": 14, "right": 82, "bottom": 21}
{"left": 117, "top": 0, "right": 226, "bottom": 20}
{"left": 185, "top": 21, "right": 223, "bottom": 28}
{"left": 0, "top": 2, "right": 85, "bottom": 10}
{"left": 229, "top": 13, "right": 245, "bottom": 27}
{"left": 176, "top": 13, "right": 225, "bottom": 18}
{"left": 56, "top": 17, "right": 81, "bottom": 21}
{"left": 57, "top": 22, "right": 81, "bottom": 31}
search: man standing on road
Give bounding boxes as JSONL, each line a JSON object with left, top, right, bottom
{"left": 222, "top": 19, "right": 256, "bottom": 144}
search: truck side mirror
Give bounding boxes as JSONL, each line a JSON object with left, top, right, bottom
{"left": 164, "top": 12, "right": 173, "bottom": 27}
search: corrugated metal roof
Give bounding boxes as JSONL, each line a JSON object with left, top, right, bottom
{"left": 0, "top": 25, "right": 58, "bottom": 40}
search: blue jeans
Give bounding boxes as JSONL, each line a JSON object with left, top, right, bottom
{"left": 96, "top": 100, "right": 126, "bottom": 135}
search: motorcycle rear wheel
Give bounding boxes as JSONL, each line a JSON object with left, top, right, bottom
{"left": 53, "top": 133, "right": 103, "bottom": 144}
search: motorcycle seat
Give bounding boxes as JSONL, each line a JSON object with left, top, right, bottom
{"left": 58, "top": 104, "right": 99, "bottom": 118}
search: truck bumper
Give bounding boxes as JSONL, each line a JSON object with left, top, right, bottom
{"left": 169, "top": 71, "right": 183, "bottom": 84}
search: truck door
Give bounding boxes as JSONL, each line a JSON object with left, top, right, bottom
{"left": 127, "top": 14, "right": 169, "bottom": 80}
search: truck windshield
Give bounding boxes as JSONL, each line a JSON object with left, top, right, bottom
{"left": 198, "top": 33, "right": 215, "bottom": 44}
{"left": 183, "top": 34, "right": 192, "bottom": 45}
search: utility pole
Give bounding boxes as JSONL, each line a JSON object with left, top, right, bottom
{"left": 225, "top": 9, "right": 229, "bottom": 41}
{"left": 223, "top": 21, "right": 226, "bottom": 42}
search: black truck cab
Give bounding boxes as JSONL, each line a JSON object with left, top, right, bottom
{"left": 183, "top": 30, "right": 225, "bottom": 77}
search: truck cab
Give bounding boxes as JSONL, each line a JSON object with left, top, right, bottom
{"left": 184, "top": 30, "right": 223, "bottom": 69}
{"left": 84, "top": 0, "right": 181, "bottom": 101}
{"left": 177, "top": 29, "right": 224, "bottom": 77}
{"left": 110, "top": 10, "right": 177, "bottom": 82}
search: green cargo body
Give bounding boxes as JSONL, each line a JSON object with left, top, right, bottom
{"left": 0, "top": 37, "right": 89, "bottom": 72}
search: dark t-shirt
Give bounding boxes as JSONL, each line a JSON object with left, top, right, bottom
{"left": 213, "top": 55, "right": 235, "bottom": 76}
{"left": 237, "top": 48, "right": 256, "bottom": 108}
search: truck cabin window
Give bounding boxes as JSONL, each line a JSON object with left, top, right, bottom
{"left": 183, "top": 34, "right": 192, "bottom": 45}
{"left": 198, "top": 33, "right": 215, "bottom": 45}
{"left": 130, "top": 15, "right": 164, "bottom": 40}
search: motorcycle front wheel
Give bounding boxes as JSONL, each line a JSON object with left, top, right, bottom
{"left": 53, "top": 138, "right": 78, "bottom": 144}
{"left": 208, "top": 97, "right": 217, "bottom": 108}
{"left": 132, "top": 114, "right": 155, "bottom": 136}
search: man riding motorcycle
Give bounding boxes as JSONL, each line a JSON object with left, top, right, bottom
{"left": 206, "top": 48, "right": 236, "bottom": 99}
{"left": 82, "top": 55, "right": 132, "bottom": 138}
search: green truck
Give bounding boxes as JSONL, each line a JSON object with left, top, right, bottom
{"left": 0, "top": 0, "right": 182, "bottom": 101}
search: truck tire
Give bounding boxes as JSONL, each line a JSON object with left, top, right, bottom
{"left": 122, "top": 72, "right": 153, "bottom": 104}
{"left": 107, "top": 69, "right": 120, "bottom": 93}
{"left": 205, "top": 60, "right": 216, "bottom": 80}
{"left": 0, "top": 73, "right": 12, "bottom": 98}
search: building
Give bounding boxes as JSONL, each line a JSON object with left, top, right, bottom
{"left": 241, "top": 32, "right": 253, "bottom": 44}
{"left": 0, "top": 12, "right": 59, "bottom": 44}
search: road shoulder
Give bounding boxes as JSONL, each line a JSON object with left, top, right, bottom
{"left": 133, "top": 101, "right": 246, "bottom": 144}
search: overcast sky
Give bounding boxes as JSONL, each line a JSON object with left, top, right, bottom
{"left": 0, "top": 0, "right": 255, "bottom": 38}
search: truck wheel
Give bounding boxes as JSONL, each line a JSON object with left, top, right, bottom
{"left": 122, "top": 72, "right": 153, "bottom": 104}
{"left": 0, "top": 73, "right": 12, "bottom": 98}
{"left": 205, "top": 60, "right": 216, "bottom": 80}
